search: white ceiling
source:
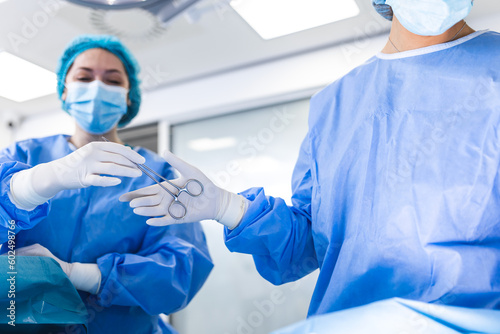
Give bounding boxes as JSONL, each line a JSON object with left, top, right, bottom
{"left": 1, "top": 0, "right": 499, "bottom": 117}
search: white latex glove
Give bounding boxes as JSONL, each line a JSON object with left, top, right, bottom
{"left": 15, "top": 243, "right": 102, "bottom": 294}
{"left": 9, "top": 141, "right": 145, "bottom": 211}
{"left": 119, "top": 151, "right": 248, "bottom": 229}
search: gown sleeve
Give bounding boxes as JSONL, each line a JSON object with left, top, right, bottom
{"left": 95, "top": 164, "right": 214, "bottom": 315}
{"left": 96, "top": 222, "right": 213, "bottom": 315}
{"left": 224, "top": 129, "right": 319, "bottom": 285}
{"left": 0, "top": 142, "right": 50, "bottom": 244}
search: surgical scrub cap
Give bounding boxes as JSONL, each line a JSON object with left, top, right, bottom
{"left": 56, "top": 34, "right": 141, "bottom": 128}
{"left": 372, "top": 0, "right": 394, "bottom": 20}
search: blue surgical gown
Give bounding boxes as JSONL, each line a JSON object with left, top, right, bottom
{"left": 225, "top": 30, "right": 500, "bottom": 316}
{"left": 0, "top": 134, "right": 213, "bottom": 333}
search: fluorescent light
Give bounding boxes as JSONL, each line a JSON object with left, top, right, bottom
{"left": 230, "top": 0, "right": 360, "bottom": 40}
{"left": 188, "top": 137, "right": 237, "bottom": 152}
{"left": 0, "top": 52, "right": 57, "bottom": 102}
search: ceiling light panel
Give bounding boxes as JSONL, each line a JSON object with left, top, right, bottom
{"left": 0, "top": 52, "right": 56, "bottom": 102}
{"left": 230, "top": 0, "right": 360, "bottom": 40}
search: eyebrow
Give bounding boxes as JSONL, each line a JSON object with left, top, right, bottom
{"left": 75, "top": 67, "right": 125, "bottom": 75}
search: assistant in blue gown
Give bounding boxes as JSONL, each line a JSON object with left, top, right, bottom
{"left": 225, "top": 30, "right": 500, "bottom": 316}
{"left": 1, "top": 33, "right": 213, "bottom": 333}
{"left": 0, "top": 134, "right": 213, "bottom": 333}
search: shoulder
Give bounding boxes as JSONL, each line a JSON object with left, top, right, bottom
{"left": 452, "top": 30, "right": 500, "bottom": 60}
{"left": 471, "top": 30, "right": 500, "bottom": 43}
{"left": 456, "top": 30, "right": 500, "bottom": 51}
{"left": 17, "top": 134, "right": 69, "bottom": 148}
{"left": 1, "top": 134, "right": 68, "bottom": 158}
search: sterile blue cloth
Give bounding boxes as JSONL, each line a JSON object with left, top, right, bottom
{"left": 0, "top": 256, "right": 88, "bottom": 330}
{"left": 0, "top": 134, "right": 213, "bottom": 334}
{"left": 271, "top": 298, "right": 500, "bottom": 334}
{"left": 56, "top": 35, "right": 141, "bottom": 127}
{"left": 226, "top": 30, "right": 500, "bottom": 316}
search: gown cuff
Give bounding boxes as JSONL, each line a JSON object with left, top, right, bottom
{"left": 216, "top": 192, "right": 248, "bottom": 230}
{"left": 9, "top": 169, "right": 52, "bottom": 211}
{"left": 69, "top": 263, "right": 102, "bottom": 295}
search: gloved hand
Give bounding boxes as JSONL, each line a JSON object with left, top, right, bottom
{"left": 119, "top": 151, "right": 248, "bottom": 229}
{"left": 15, "top": 243, "right": 102, "bottom": 294}
{"left": 9, "top": 141, "right": 145, "bottom": 211}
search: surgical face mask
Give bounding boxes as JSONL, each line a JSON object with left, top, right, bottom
{"left": 64, "top": 80, "right": 128, "bottom": 135}
{"left": 386, "top": 0, "right": 473, "bottom": 36}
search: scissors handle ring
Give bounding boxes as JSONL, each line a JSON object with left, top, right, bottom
{"left": 183, "top": 179, "right": 204, "bottom": 197}
{"left": 168, "top": 200, "right": 187, "bottom": 220}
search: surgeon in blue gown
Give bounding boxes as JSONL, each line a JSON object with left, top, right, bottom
{"left": 121, "top": 0, "right": 500, "bottom": 331}
{"left": 0, "top": 35, "right": 213, "bottom": 333}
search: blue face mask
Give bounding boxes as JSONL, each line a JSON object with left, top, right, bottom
{"left": 386, "top": 0, "right": 473, "bottom": 36}
{"left": 64, "top": 80, "right": 128, "bottom": 135}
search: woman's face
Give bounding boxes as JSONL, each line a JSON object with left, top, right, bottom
{"left": 62, "top": 48, "right": 130, "bottom": 100}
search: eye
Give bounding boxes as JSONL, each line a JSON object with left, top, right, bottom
{"left": 105, "top": 73, "right": 126, "bottom": 86}
{"left": 76, "top": 77, "right": 93, "bottom": 82}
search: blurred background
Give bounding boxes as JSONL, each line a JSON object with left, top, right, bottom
{"left": 1, "top": 1, "right": 499, "bottom": 333}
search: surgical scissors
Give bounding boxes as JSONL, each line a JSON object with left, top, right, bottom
{"left": 102, "top": 137, "right": 204, "bottom": 219}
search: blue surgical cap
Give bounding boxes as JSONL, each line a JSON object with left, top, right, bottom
{"left": 372, "top": 0, "right": 393, "bottom": 20}
{"left": 56, "top": 34, "right": 141, "bottom": 128}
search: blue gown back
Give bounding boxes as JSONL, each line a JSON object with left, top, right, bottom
{"left": 226, "top": 30, "right": 500, "bottom": 316}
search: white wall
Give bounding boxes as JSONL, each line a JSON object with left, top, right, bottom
{"left": 14, "top": 111, "right": 74, "bottom": 142}
{"left": 0, "top": 126, "right": 11, "bottom": 149}
{"left": 0, "top": 111, "right": 17, "bottom": 148}
{"left": 0, "top": 126, "right": 12, "bottom": 148}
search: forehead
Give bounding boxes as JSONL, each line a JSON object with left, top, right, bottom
{"left": 70, "top": 48, "right": 126, "bottom": 73}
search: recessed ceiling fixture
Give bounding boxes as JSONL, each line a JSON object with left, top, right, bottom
{"left": 230, "top": 0, "right": 360, "bottom": 40}
{"left": 0, "top": 52, "right": 56, "bottom": 103}
{"left": 90, "top": 9, "right": 166, "bottom": 41}
{"left": 67, "top": 0, "right": 201, "bottom": 25}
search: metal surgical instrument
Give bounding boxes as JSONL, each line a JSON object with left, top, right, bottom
{"left": 102, "top": 137, "right": 204, "bottom": 219}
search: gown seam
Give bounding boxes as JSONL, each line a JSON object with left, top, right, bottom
{"left": 376, "top": 30, "right": 489, "bottom": 60}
